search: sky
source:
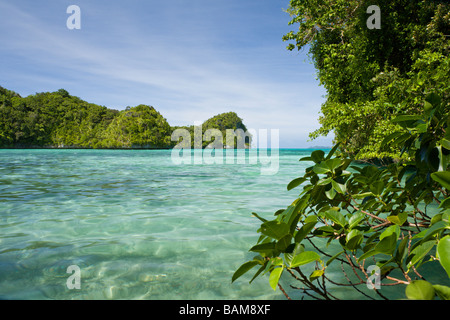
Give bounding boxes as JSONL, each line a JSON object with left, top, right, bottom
{"left": 0, "top": 0, "right": 333, "bottom": 148}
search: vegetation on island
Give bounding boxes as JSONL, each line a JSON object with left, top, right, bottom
{"left": 284, "top": 0, "right": 449, "bottom": 161}
{"left": 0, "top": 86, "right": 249, "bottom": 149}
{"left": 233, "top": 0, "right": 450, "bottom": 300}
{"left": 173, "top": 112, "right": 251, "bottom": 149}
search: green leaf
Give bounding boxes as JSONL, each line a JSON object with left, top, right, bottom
{"left": 249, "top": 242, "right": 276, "bottom": 254}
{"left": 309, "top": 269, "right": 324, "bottom": 281}
{"left": 437, "top": 235, "right": 450, "bottom": 278}
{"left": 260, "top": 221, "right": 290, "bottom": 240}
{"left": 269, "top": 267, "right": 283, "bottom": 291}
{"left": 431, "top": 171, "right": 450, "bottom": 190}
{"left": 325, "top": 187, "right": 336, "bottom": 200}
{"left": 331, "top": 180, "right": 347, "bottom": 194}
{"left": 324, "top": 143, "right": 340, "bottom": 160}
{"left": 287, "top": 177, "right": 306, "bottom": 191}
{"left": 276, "top": 234, "right": 292, "bottom": 252}
{"left": 351, "top": 192, "right": 375, "bottom": 199}
{"left": 326, "top": 250, "right": 344, "bottom": 266}
{"left": 325, "top": 209, "right": 347, "bottom": 227}
{"left": 346, "top": 229, "right": 364, "bottom": 250}
{"left": 348, "top": 211, "right": 366, "bottom": 229}
{"left": 251, "top": 212, "right": 267, "bottom": 223}
{"left": 387, "top": 211, "right": 408, "bottom": 225}
{"left": 380, "top": 225, "right": 400, "bottom": 241}
{"left": 317, "top": 177, "right": 332, "bottom": 186}
{"left": 311, "top": 150, "right": 325, "bottom": 163}
{"left": 407, "top": 240, "right": 435, "bottom": 268}
{"left": 405, "top": 280, "right": 435, "bottom": 300}
{"left": 294, "top": 220, "right": 317, "bottom": 243}
{"left": 284, "top": 242, "right": 305, "bottom": 266}
{"left": 232, "top": 261, "right": 260, "bottom": 283}
{"left": 375, "top": 233, "right": 397, "bottom": 255}
{"left": 358, "top": 249, "right": 378, "bottom": 262}
{"left": 290, "top": 251, "right": 321, "bottom": 268}
{"left": 326, "top": 158, "right": 342, "bottom": 171}
{"left": 433, "top": 285, "right": 450, "bottom": 300}
{"left": 313, "top": 162, "right": 330, "bottom": 174}
{"left": 370, "top": 180, "right": 385, "bottom": 195}
{"left": 440, "top": 138, "right": 450, "bottom": 150}
{"left": 392, "top": 115, "right": 423, "bottom": 123}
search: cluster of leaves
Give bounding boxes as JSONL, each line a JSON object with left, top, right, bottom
{"left": 283, "top": 0, "right": 449, "bottom": 160}
{"left": 0, "top": 87, "right": 249, "bottom": 149}
{"left": 233, "top": 94, "right": 450, "bottom": 300}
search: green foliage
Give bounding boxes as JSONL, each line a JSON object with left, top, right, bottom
{"left": 0, "top": 86, "right": 248, "bottom": 149}
{"left": 233, "top": 97, "right": 450, "bottom": 300}
{"left": 173, "top": 112, "right": 251, "bottom": 149}
{"left": 283, "top": 0, "right": 450, "bottom": 160}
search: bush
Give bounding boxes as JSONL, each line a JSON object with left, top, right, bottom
{"left": 233, "top": 94, "right": 450, "bottom": 300}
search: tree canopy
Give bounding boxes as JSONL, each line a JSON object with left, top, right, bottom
{"left": 283, "top": 0, "right": 449, "bottom": 161}
{"left": 0, "top": 87, "right": 249, "bottom": 149}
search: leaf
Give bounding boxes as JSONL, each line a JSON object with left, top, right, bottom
{"left": 260, "top": 221, "right": 290, "bottom": 240}
{"left": 392, "top": 114, "right": 423, "bottom": 123}
{"left": 294, "top": 220, "right": 317, "bottom": 243}
{"left": 437, "top": 235, "right": 450, "bottom": 278}
{"left": 370, "top": 180, "right": 385, "bottom": 195}
{"left": 331, "top": 180, "right": 347, "bottom": 194}
{"left": 290, "top": 251, "right": 321, "bottom": 268}
{"left": 351, "top": 192, "right": 375, "bottom": 199}
{"left": 326, "top": 158, "right": 343, "bottom": 171}
{"left": 381, "top": 132, "right": 404, "bottom": 146}
{"left": 310, "top": 150, "right": 325, "bottom": 163}
{"left": 358, "top": 249, "right": 378, "bottom": 262}
{"left": 313, "top": 162, "right": 330, "bottom": 174}
{"left": 433, "top": 285, "right": 450, "bottom": 300}
{"left": 317, "top": 177, "right": 332, "bottom": 186}
{"left": 407, "top": 240, "right": 436, "bottom": 268}
{"left": 284, "top": 242, "right": 305, "bottom": 266}
{"left": 269, "top": 267, "right": 283, "bottom": 291}
{"left": 346, "top": 229, "right": 364, "bottom": 250}
{"left": 275, "top": 234, "right": 292, "bottom": 252}
{"left": 309, "top": 269, "right": 324, "bottom": 281}
{"left": 232, "top": 261, "right": 260, "bottom": 283}
{"left": 405, "top": 280, "right": 435, "bottom": 300}
{"left": 287, "top": 177, "right": 306, "bottom": 191}
{"left": 375, "top": 233, "right": 397, "bottom": 255}
{"left": 249, "top": 242, "right": 276, "bottom": 254}
{"left": 431, "top": 171, "right": 450, "bottom": 190}
{"left": 348, "top": 211, "right": 366, "bottom": 229}
{"left": 325, "top": 209, "right": 347, "bottom": 228}
{"left": 387, "top": 211, "right": 408, "bottom": 225}
{"left": 325, "top": 187, "right": 336, "bottom": 200}
{"left": 326, "top": 250, "right": 344, "bottom": 266}
{"left": 324, "top": 143, "right": 340, "bottom": 160}
{"left": 251, "top": 212, "right": 267, "bottom": 223}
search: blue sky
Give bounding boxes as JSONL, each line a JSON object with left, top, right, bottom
{"left": 0, "top": 0, "right": 332, "bottom": 148}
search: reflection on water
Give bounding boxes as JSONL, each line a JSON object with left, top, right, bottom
{"left": 0, "top": 149, "right": 308, "bottom": 299}
{"left": 1, "top": 149, "right": 444, "bottom": 300}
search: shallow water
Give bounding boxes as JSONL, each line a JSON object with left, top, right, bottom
{"left": 0, "top": 149, "right": 316, "bottom": 299}
{"left": 1, "top": 149, "right": 446, "bottom": 300}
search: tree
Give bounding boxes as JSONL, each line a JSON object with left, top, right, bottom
{"left": 233, "top": 1, "right": 450, "bottom": 300}
{"left": 283, "top": 0, "right": 450, "bottom": 161}
{"left": 233, "top": 94, "right": 450, "bottom": 300}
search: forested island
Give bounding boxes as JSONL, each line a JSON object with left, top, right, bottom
{"left": 0, "top": 86, "right": 249, "bottom": 149}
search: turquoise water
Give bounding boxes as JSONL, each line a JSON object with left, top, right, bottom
{"left": 0, "top": 148, "right": 319, "bottom": 300}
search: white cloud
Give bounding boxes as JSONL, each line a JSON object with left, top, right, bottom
{"left": 0, "top": 1, "right": 332, "bottom": 148}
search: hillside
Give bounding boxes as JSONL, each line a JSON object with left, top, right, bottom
{"left": 0, "top": 86, "right": 250, "bottom": 149}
